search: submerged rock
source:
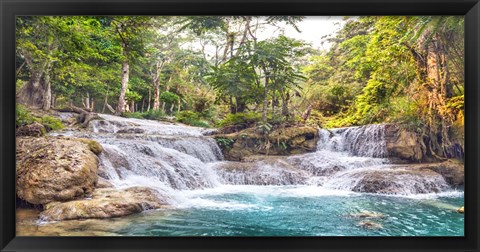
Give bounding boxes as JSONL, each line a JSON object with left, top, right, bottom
{"left": 349, "top": 211, "right": 386, "bottom": 219}
{"left": 40, "top": 187, "right": 167, "bottom": 221}
{"left": 16, "top": 136, "right": 99, "bottom": 205}
{"left": 358, "top": 221, "right": 383, "bottom": 230}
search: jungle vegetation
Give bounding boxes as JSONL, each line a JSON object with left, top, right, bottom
{"left": 16, "top": 16, "right": 464, "bottom": 150}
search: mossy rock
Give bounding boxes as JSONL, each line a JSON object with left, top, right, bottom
{"left": 213, "top": 125, "right": 318, "bottom": 161}
{"left": 74, "top": 138, "right": 104, "bottom": 155}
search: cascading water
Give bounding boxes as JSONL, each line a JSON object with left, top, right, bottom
{"left": 40, "top": 114, "right": 462, "bottom": 236}
{"left": 56, "top": 115, "right": 456, "bottom": 198}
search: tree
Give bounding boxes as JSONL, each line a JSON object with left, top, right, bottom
{"left": 110, "top": 16, "right": 153, "bottom": 115}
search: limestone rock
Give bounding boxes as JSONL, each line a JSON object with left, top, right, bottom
{"left": 457, "top": 206, "right": 464, "bottom": 213}
{"left": 330, "top": 168, "right": 450, "bottom": 195}
{"left": 384, "top": 124, "right": 425, "bottom": 162}
{"left": 40, "top": 187, "right": 166, "bottom": 221}
{"left": 16, "top": 136, "right": 99, "bottom": 205}
{"left": 215, "top": 125, "right": 318, "bottom": 161}
{"left": 416, "top": 160, "right": 464, "bottom": 187}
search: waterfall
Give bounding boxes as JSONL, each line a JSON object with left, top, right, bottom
{"left": 317, "top": 124, "right": 387, "bottom": 158}
{"left": 52, "top": 113, "right": 454, "bottom": 199}
{"left": 212, "top": 160, "right": 309, "bottom": 185}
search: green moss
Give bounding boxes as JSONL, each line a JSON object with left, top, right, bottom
{"left": 40, "top": 116, "right": 64, "bottom": 131}
{"left": 75, "top": 138, "right": 103, "bottom": 155}
{"left": 16, "top": 105, "right": 64, "bottom": 131}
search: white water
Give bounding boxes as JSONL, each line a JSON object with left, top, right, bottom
{"left": 53, "top": 114, "right": 457, "bottom": 207}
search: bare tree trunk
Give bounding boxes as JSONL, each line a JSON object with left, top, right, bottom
{"left": 147, "top": 88, "right": 151, "bottom": 111}
{"left": 141, "top": 97, "right": 145, "bottom": 112}
{"left": 85, "top": 92, "right": 90, "bottom": 110}
{"left": 17, "top": 68, "right": 44, "bottom": 108}
{"left": 42, "top": 69, "right": 52, "bottom": 111}
{"left": 116, "top": 55, "right": 129, "bottom": 115}
{"left": 130, "top": 100, "right": 135, "bottom": 113}
{"left": 153, "top": 80, "right": 160, "bottom": 111}
{"left": 152, "top": 61, "right": 164, "bottom": 111}
{"left": 262, "top": 74, "right": 270, "bottom": 123}
{"left": 90, "top": 98, "right": 95, "bottom": 112}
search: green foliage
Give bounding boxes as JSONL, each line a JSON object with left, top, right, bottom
{"left": 122, "top": 110, "right": 167, "bottom": 121}
{"left": 216, "top": 112, "right": 262, "bottom": 127}
{"left": 142, "top": 110, "right": 167, "bottom": 121}
{"left": 122, "top": 111, "right": 144, "bottom": 119}
{"left": 160, "top": 91, "right": 180, "bottom": 105}
{"left": 175, "top": 110, "right": 211, "bottom": 128}
{"left": 16, "top": 105, "right": 36, "bottom": 127}
{"left": 16, "top": 105, "right": 64, "bottom": 131}
{"left": 39, "top": 115, "right": 64, "bottom": 131}
{"left": 215, "top": 137, "right": 234, "bottom": 149}
{"left": 256, "top": 122, "right": 273, "bottom": 134}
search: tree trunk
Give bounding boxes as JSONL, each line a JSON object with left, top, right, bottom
{"left": 153, "top": 79, "right": 160, "bottom": 111}
{"left": 17, "top": 69, "right": 44, "bottom": 109}
{"left": 262, "top": 74, "right": 270, "bottom": 123}
{"left": 85, "top": 92, "right": 90, "bottom": 110}
{"left": 17, "top": 48, "right": 52, "bottom": 110}
{"left": 130, "top": 100, "right": 135, "bottom": 113}
{"left": 116, "top": 56, "right": 129, "bottom": 115}
{"left": 147, "top": 88, "right": 151, "bottom": 111}
{"left": 42, "top": 68, "right": 52, "bottom": 111}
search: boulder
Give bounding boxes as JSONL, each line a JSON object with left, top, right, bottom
{"left": 415, "top": 159, "right": 464, "bottom": 187}
{"left": 384, "top": 124, "right": 425, "bottom": 162}
{"left": 215, "top": 125, "right": 318, "bottom": 161}
{"left": 328, "top": 168, "right": 450, "bottom": 195}
{"left": 16, "top": 122, "right": 46, "bottom": 137}
{"left": 40, "top": 187, "right": 167, "bottom": 221}
{"left": 16, "top": 136, "right": 99, "bottom": 205}
{"left": 96, "top": 177, "right": 114, "bottom": 188}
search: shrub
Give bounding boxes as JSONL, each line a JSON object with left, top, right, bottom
{"left": 216, "top": 112, "right": 262, "bottom": 127}
{"left": 175, "top": 110, "right": 211, "bottom": 128}
{"left": 40, "top": 116, "right": 64, "bottom": 131}
{"left": 160, "top": 91, "right": 179, "bottom": 105}
{"left": 215, "top": 137, "right": 234, "bottom": 149}
{"left": 16, "top": 105, "right": 36, "bottom": 127}
{"left": 122, "top": 111, "right": 144, "bottom": 119}
{"left": 142, "top": 110, "right": 167, "bottom": 121}
{"left": 189, "top": 120, "right": 211, "bottom": 128}
{"left": 176, "top": 110, "right": 199, "bottom": 123}
{"left": 16, "top": 105, "right": 64, "bottom": 131}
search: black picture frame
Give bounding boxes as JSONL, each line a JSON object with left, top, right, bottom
{"left": 1, "top": 0, "right": 479, "bottom": 251}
